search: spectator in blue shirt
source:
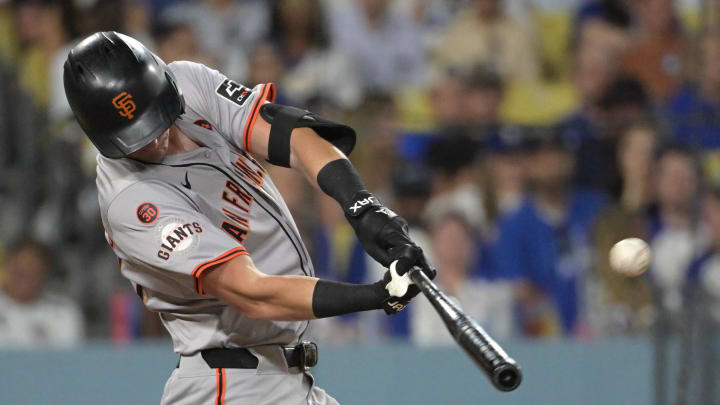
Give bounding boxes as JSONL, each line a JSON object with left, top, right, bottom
{"left": 492, "top": 132, "right": 607, "bottom": 336}
{"left": 665, "top": 33, "right": 720, "bottom": 151}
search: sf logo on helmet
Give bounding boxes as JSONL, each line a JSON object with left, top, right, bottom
{"left": 112, "top": 91, "right": 136, "bottom": 119}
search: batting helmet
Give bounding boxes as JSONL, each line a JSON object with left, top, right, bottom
{"left": 63, "top": 31, "right": 185, "bottom": 158}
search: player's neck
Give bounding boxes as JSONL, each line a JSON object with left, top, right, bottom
{"left": 167, "top": 125, "right": 201, "bottom": 154}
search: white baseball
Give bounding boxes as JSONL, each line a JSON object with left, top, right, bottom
{"left": 609, "top": 238, "right": 651, "bottom": 277}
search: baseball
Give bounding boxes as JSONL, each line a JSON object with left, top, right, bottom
{"left": 609, "top": 238, "right": 651, "bottom": 277}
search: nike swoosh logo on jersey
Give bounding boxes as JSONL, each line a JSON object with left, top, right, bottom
{"left": 181, "top": 172, "right": 191, "bottom": 190}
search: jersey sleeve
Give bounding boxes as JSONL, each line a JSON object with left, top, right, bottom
{"left": 106, "top": 180, "right": 248, "bottom": 295}
{"left": 169, "top": 61, "right": 276, "bottom": 153}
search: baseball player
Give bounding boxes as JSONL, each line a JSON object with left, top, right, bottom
{"left": 63, "top": 32, "right": 434, "bottom": 405}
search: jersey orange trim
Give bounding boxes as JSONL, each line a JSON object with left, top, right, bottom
{"left": 221, "top": 367, "right": 227, "bottom": 404}
{"left": 105, "top": 230, "right": 115, "bottom": 249}
{"left": 215, "top": 368, "right": 225, "bottom": 405}
{"left": 242, "top": 82, "right": 276, "bottom": 153}
{"left": 192, "top": 247, "right": 249, "bottom": 294}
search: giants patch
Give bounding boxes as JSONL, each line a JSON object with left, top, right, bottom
{"left": 137, "top": 202, "right": 159, "bottom": 224}
{"left": 156, "top": 218, "right": 204, "bottom": 261}
{"left": 216, "top": 79, "right": 251, "bottom": 106}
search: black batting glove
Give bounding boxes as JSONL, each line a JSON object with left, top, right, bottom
{"left": 371, "top": 242, "right": 437, "bottom": 316}
{"left": 344, "top": 191, "right": 435, "bottom": 272}
{"left": 376, "top": 270, "right": 412, "bottom": 315}
{"left": 344, "top": 191, "right": 409, "bottom": 265}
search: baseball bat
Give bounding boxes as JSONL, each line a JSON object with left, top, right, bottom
{"left": 409, "top": 268, "right": 522, "bottom": 392}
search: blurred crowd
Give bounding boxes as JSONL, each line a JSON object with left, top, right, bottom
{"left": 1, "top": 0, "right": 720, "bottom": 355}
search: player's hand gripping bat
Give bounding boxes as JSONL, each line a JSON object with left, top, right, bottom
{"left": 386, "top": 262, "right": 522, "bottom": 392}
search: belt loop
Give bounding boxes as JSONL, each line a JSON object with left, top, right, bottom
{"left": 249, "top": 346, "right": 289, "bottom": 374}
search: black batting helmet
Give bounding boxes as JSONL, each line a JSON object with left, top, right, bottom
{"left": 63, "top": 31, "right": 185, "bottom": 158}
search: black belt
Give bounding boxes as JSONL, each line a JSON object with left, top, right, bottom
{"left": 187, "top": 341, "right": 318, "bottom": 371}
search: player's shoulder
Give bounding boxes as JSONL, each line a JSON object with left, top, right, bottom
{"left": 168, "top": 60, "right": 224, "bottom": 93}
{"left": 168, "top": 61, "right": 235, "bottom": 118}
{"left": 97, "top": 158, "right": 189, "bottom": 221}
{"left": 96, "top": 154, "right": 144, "bottom": 210}
{"left": 168, "top": 61, "right": 257, "bottom": 109}
{"left": 104, "top": 178, "right": 195, "bottom": 231}
{"left": 108, "top": 178, "right": 186, "bottom": 208}
{"left": 168, "top": 60, "right": 212, "bottom": 78}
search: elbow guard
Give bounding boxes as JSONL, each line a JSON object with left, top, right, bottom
{"left": 259, "top": 103, "right": 357, "bottom": 168}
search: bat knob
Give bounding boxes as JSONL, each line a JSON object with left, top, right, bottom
{"left": 385, "top": 260, "right": 412, "bottom": 297}
{"left": 492, "top": 363, "right": 522, "bottom": 392}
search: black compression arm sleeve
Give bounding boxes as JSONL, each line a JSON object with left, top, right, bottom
{"left": 312, "top": 279, "right": 387, "bottom": 318}
{"left": 316, "top": 158, "right": 365, "bottom": 206}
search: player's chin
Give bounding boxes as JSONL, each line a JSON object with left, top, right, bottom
{"left": 129, "top": 131, "right": 170, "bottom": 161}
{"left": 156, "top": 128, "right": 170, "bottom": 146}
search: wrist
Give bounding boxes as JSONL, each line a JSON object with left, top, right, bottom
{"left": 311, "top": 279, "right": 388, "bottom": 318}
{"left": 343, "top": 190, "right": 382, "bottom": 217}
{"left": 316, "top": 158, "right": 365, "bottom": 206}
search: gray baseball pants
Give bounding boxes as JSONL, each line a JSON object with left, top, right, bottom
{"left": 160, "top": 345, "right": 339, "bottom": 404}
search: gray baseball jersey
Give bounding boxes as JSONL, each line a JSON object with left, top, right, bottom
{"left": 98, "top": 61, "right": 314, "bottom": 356}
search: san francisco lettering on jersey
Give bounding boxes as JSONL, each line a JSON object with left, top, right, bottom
{"left": 230, "top": 150, "right": 265, "bottom": 188}
{"left": 220, "top": 179, "right": 253, "bottom": 244}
